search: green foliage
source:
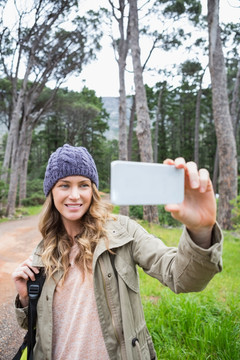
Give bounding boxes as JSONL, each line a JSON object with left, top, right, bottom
{"left": 148, "top": 73, "right": 216, "bottom": 178}
{"left": 0, "top": 178, "right": 8, "bottom": 200}
{"left": 129, "top": 205, "right": 180, "bottom": 227}
{"left": 160, "top": 0, "right": 202, "bottom": 24}
{"left": 180, "top": 60, "right": 202, "bottom": 77}
{"left": 28, "top": 87, "right": 118, "bottom": 191}
{"left": 0, "top": 162, "right": 8, "bottom": 213}
{"left": 138, "top": 223, "right": 240, "bottom": 359}
{"left": 21, "top": 194, "right": 45, "bottom": 207}
{"left": 158, "top": 205, "right": 181, "bottom": 227}
{"left": 21, "top": 179, "right": 45, "bottom": 206}
{"left": 130, "top": 205, "right": 143, "bottom": 220}
{"left": 231, "top": 193, "right": 240, "bottom": 232}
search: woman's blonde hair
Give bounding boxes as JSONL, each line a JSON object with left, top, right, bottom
{"left": 39, "top": 183, "right": 114, "bottom": 281}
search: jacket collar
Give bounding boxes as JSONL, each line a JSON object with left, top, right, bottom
{"left": 32, "top": 216, "right": 134, "bottom": 269}
{"left": 92, "top": 217, "right": 134, "bottom": 269}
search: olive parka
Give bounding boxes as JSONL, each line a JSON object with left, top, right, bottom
{"left": 15, "top": 215, "right": 223, "bottom": 360}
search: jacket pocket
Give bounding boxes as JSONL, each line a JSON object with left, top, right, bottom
{"left": 114, "top": 254, "right": 139, "bottom": 293}
{"left": 132, "top": 333, "right": 157, "bottom": 360}
{"left": 146, "top": 332, "right": 157, "bottom": 360}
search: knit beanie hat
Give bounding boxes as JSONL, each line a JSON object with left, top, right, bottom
{"left": 43, "top": 144, "right": 99, "bottom": 196}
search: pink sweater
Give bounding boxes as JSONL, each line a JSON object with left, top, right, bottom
{"left": 52, "top": 244, "right": 110, "bottom": 359}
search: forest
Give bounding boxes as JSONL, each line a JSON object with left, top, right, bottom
{"left": 0, "top": 0, "right": 239, "bottom": 230}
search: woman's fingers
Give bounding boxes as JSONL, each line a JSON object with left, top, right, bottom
{"left": 185, "top": 161, "right": 200, "bottom": 189}
{"left": 163, "top": 158, "right": 212, "bottom": 196}
{"left": 12, "top": 257, "right": 39, "bottom": 282}
{"left": 198, "top": 168, "right": 210, "bottom": 193}
{"left": 163, "top": 158, "right": 174, "bottom": 165}
{"left": 163, "top": 157, "right": 186, "bottom": 168}
{"left": 14, "top": 266, "right": 36, "bottom": 281}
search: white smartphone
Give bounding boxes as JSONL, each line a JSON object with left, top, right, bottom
{"left": 110, "top": 160, "right": 184, "bottom": 205}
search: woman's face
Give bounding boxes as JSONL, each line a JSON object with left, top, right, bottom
{"left": 52, "top": 175, "right": 93, "bottom": 229}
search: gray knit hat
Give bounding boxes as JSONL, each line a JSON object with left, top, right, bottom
{"left": 43, "top": 144, "right": 99, "bottom": 196}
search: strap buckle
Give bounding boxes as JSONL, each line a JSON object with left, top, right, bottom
{"left": 28, "top": 284, "right": 40, "bottom": 300}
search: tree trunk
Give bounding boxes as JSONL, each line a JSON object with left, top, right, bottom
{"left": 6, "top": 133, "right": 20, "bottom": 216}
{"left": 6, "top": 100, "right": 43, "bottom": 215}
{"left": 194, "top": 75, "right": 203, "bottom": 166}
{"left": 129, "top": 0, "right": 158, "bottom": 224}
{"left": 208, "top": 0, "right": 238, "bottom": 229}
{"left": 112, "top": 0, "right": 130, "bottom": 217}
{"left": 18, "top": 126, "right": 33, "bottom": 206}
{"left": 118, "top": 66, "right": 129, "bottom": 215}
{"left": 1, "top": 90, "right": 24, "bottom": 182}
{"left": 230, "top": 60, "right": 240, "bottom": 134}
{"left": 128, "top": 95, "right": 136, "bottom": 161}
{"left": 212, "top": 146, "right": 219, "bottom": 194}
{"left": 154, "top": 88, "right": 164, "bottom": 163}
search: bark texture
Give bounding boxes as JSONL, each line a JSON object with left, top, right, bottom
{"left": 128, "top": 95, "right": 136, "bottom": 161}
{"left": 154, "top": 88, "right": 164, "bottom": 163}
{"left": 208, "top": 0, "right": 238, "bottom": 229}
{"left": 230, "top": 60, "right": 240, "bottom": 133}
{"left": 194, "top": 75, "right": 203, "bottom": 166}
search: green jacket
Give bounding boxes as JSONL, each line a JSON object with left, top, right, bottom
{"left": 15, "top": 215, "right": 223, "bottom": 360}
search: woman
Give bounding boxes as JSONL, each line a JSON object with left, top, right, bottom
{"left": 13, "top": 144, "right": 223, "bottom": 360}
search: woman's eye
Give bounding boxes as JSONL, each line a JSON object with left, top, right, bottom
{"left": 81, "top": 183, "right": 90, "bottom": 188}
{"left": 59, "top": 184, "right": 69, "bottom": 189}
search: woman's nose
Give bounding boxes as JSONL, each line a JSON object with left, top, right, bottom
{"left": 69, "top": 187, "right": 80, "bottom": 199}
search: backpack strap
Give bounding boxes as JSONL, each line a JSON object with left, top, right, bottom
{"left": 26, "top": 268, "right": 46, "bottom": 360}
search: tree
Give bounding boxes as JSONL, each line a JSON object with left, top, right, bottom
{"left": 109, "top": 0, "right": 130, "bottom": 216}
{"left": 0, "top": 0, "right": 104, "bottom": 215}
{"left": 129, "top": 0, "right": 159, "bottom": 223}
{"left": 180, "top": 60, "right": 207, "bottom": 166}
{"left": 207, "top": 0, "right": 238, "bottom": 229}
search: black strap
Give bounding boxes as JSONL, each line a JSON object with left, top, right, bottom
{"left": 12, "top": 333, "right": 28, "bottom": 360}
{"left": 26, "top": 269, "right": 46, "bottom": 360}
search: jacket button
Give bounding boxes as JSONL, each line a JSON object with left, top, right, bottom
{"left": 132, "top": 337, "right": 139, "bottom": 346}
{"left": 46, "top": 295, "right": 49, "bottom": 301}
{"left": 108, "top": 273, "right": 111, "bottom": 278}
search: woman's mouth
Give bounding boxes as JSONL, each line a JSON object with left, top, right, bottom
{"left": 65, "top": 204, "right": 82, "bottom": 208}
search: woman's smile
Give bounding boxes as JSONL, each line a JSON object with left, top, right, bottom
{"left": 65, "top": 204, "right": 82, "bottom": 208}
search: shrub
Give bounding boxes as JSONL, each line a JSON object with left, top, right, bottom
{"left": 231, "top": 195, "right": 240, "bottom": 231}
{"left": 0, "top": 179, "right": 8, "bottom": 202}
{"left": 130, "top": 205, "right": 143, "bottom": 219}
{"left": 129, "top": 205, "right": 181, "bottom": 227}
{"left": 26, "top": 178, "right": 44, "bottom": 194}
{"left": 20, "top": 179, "right": 45, "bottom": 207}
{"left": 21, "top": 193, "right": 45, "bottom": 207}
{"left": 158, "top": 205, "right": 180, "bottom": 227}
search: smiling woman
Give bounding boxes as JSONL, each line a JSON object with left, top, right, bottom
{"left": 12, "top": 143, "right": 223, "bottom": 360}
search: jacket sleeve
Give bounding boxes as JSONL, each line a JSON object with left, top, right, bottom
{"left": 14, "top": 294, "right": 29, "bottom": 330}
{"left": 124, "top": 217, "right": 223, "bottom": 294}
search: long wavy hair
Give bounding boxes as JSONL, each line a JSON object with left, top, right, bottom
{"left": 39, "top": 183, "right": 114, "bottom": 281}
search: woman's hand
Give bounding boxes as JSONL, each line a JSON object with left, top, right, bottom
{"left": 12, "top": 256, "right": 39, "bottom": 307}
{"left": 163, "top": 158, "right": 216, "bottom": 248}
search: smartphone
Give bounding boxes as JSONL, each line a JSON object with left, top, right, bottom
{"left": 110, "top": 160, "right": 184, "bottom": 205}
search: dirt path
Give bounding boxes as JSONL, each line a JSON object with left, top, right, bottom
{"left": 0, "top": 215, "right": 41, "bottom": 359}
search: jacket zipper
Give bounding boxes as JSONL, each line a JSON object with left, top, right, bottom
{"left": 99, "top": 257, "right": 127, "bottom": 360}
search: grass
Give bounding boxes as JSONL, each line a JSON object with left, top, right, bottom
{"left": 0, "top": 205, "right": 42, "bottom": 222}
{"left": 137, "top": 221, "right": 240, "bottom": 359}
{"left": 22, "top": 205, "right": 43, "bottom": 216}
